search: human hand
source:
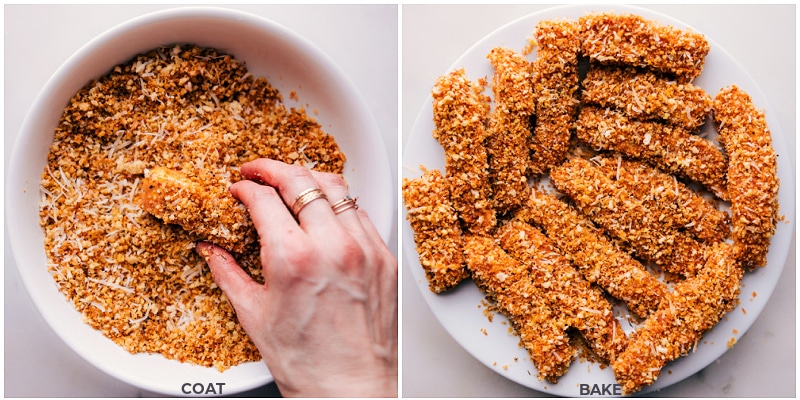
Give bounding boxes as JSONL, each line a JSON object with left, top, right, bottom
{"left": 196, "top": 158, "right": 397, "bottom": 397}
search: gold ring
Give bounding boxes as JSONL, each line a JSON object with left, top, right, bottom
{"left": 331, "top": 196, "right": 358, "bottom": 215}
{"left": 291, "top": 188, "right": 328, "bottom": 217}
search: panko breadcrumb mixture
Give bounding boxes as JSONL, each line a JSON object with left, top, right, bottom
{"left": 39, "top": 44, "right": 346, "bottom": 370}
{"left": 403, "top": 10, "right": 781, "bottom": 395}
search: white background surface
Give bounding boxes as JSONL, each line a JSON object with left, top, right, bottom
{"left": 4, "top": 4, "right": 397, "bottom": 397}
{"left": 402, "top": 4, "right": 795, "bottom": 398}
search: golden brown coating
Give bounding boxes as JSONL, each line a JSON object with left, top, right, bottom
{"left": 463, "top": 234, "right": 576, "bottom": 383}
{"left": 611, "top": 242, "right": 743, "bottom": 394}
{"left": 485, "top": 47, "right": 534, "bottom": 212}
{"left": 550, "top": 157, "right": 707, "bottom": 277}
{"left": 579, "top": 12, "right": 710, "bottom": 83}
{"left": 576, "top": 106, "right": 728, "bottom": 199}
{"left": 529, "top": 18, "right": 581, "bottom": 174}
{"left": 517, "top": 187, "right": 667, "bottom": 318}
{"left": 38, "top": 44, "right": 345, "bottom": 371}
{"left": 402, "top": 168, "right": 469, "bottom": 293}
{"left": 139, "top": 167, "right": 256, "bottom": 254}
{"left": 496, "top": 220, "right": 628, "bottom": 362}
{"left": 431, "top": 68, "right": 496, "bottom": 234}
{"left": 582, "top": 65, "right": 712, "bottom": 130}
{"left": 591, "top": 154, "right": 730, "bottom": 243}
{"left": 713, "top": 85, "right": 780, "bottom": 268}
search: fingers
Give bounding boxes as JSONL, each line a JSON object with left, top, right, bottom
{"left": 196, "top": 242, "right": 262, "bottom": 307}
{"left": 230, "top": 179, "right": 302, "bottom": 249}
{"left": 240, "top": 159, "right": 338, "bottom": 234}
{"left": 310, "top": 170, "right": 367, "bottom": 236}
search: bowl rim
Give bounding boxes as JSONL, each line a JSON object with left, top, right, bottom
{"left": 7, "top": 5, "right": 392, "bottom": 395}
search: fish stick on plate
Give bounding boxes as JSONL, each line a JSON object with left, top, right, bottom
{"left": 402, "top": 168, "right": 469, "bottom": 293}
{"left": 529, "top": 18, "right": 581, "bottom": 174}
{"left": 463, "top": 234, "right": 576, "bottom": 383}
{"left": 713, "top": 85, "right": 780, "bottom": 268}
{"left": 579, "top": 12, "right": 710, "bottom": 83}
{"left": 591, "top": 154, "right": 730, "bottom": 243}
{"left": 576, "top": 106, "right": 728, "bottom": 200}
{"left": 431, "top": 68, "right": 496, "bottom": 234}
{"left": 517, "top": 187, "right": 667, "bottom": 318}
{"left": 138, "top": 167, "right": 257, "bottom": 254}
{"left": 496, "top": 220, "right": 628, "bottom": 362}
{"left": 485, "top": 47, "right": 534, "bottom": 213}
{"left": 612, "top": 242, "right": 743, "bottom": 394}
{"left": 582, "top": 65, "right": 712, "bottom": 131}
{"left": 550, "top": 157, "right": 707, "bottom": 277}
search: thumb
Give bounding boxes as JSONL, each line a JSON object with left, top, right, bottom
{"left": 196, "top": 242, "right": 261, "bottom": 305}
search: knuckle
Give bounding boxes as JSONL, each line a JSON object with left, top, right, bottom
{"left": 331, "top": 235, "right": 367, "bottom": 272}
{"left": 318, "top": 172, "right": 348, "bottom": 191}
{"left": 285, "top": 163, "right": 314, "bottom": 181}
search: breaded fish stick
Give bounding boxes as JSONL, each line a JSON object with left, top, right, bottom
{"left": 582, "top": 65, "right": 712, "bottom": 130}
{"left": 612, "top": 242, "right": 743, "bottom": 394}
{"left": 402, "top": 168, "right": 469, "bottom": 293}
{"left": 485, "top": 47, "right": 534, "bottom": 212}
{"left": 463, "top": 234, "right": 576, "bottom": 382}
{"left": 579, "top": 12, "right": 710, "bottom": 83}
{"left": 517, "top": 187, "right": 666, "bottom": 318}
{"left": 576, "top": 106, "right": 728, "bottom": 199}
{"left": 496, "top": 220, "right": 627, "bottom": 362}
{"left": 529, "top": 19, "right": 581, "bottom": 174}
{"left": 139, "top": 167, "right": 256, "bottom": 254}
{"left": 713, "top": 85, "right": 780, "bottom": 268}
{"left": 550, "top": 157, "right": 707, "bottom": 277}
{"left": 431, "top": 69, "right": 496, "bottom": 234}
{"left": 591, "top": 154, "right": 729, "bottom": 243}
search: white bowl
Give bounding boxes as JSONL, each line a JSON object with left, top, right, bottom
{"left": 6, "top": 7, "right": 392, "bottom": 396}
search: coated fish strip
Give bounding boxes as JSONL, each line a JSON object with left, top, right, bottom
{"left": 579, "top": 12, "right": 710, "bottom": 83}
{"left": 612, "top": 242, "right": 743, "bottom": 394}
{"left": 138, "top": 167, "right": 256, "bottom": 254}
{"left": 582, "top": 65, "right": 712, "bottom": 130}
{"left": 529, "top": 19, "right": 581, "bottom": 174}
{"left": 463, "top": 234, "right": 576, "bottom": 383}
{"left": 485, "top": 47, "right": 534, "bottom": 212}
{"left": 517, "top": 187, "right": 666, "bottom": 318}
{"left": 550, "top": 157, "right": 707, "bottom": 277}
{"left": 576, "top": 106, "right": 728, "bottom": 199}
{"left": 496, "top": 220, "right": 628, "bottom": 362}
{"left": 591, "top": 154, "right": 729, "bottom": 243}
{"left": 713, "top": 85, "right": 780, "bottom": 268}
{"left": 402, "top": 168, "right": 468, "bottom": 293}
{"left": 431, "top": 69, "right": 496, "bottom": 233}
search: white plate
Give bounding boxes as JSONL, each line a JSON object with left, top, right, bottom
{"left": 7, "top": 7, "right": 392, "bottom": 396}
{"left": 402, "top": 5, "right": 795, "bottom": 396}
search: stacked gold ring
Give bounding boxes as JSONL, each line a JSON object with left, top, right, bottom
{"left": 292, "top": 188, "right": 328, "bottom": 217}
{"left": 331, "top": 196, "right": 359, "bottom": 215}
